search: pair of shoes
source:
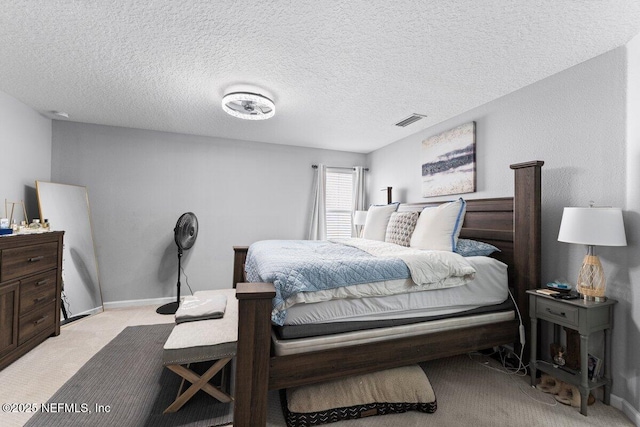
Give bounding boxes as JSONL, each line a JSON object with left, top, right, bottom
{"left": 536, "top": 374, "right": 596, "bottom": 407}
{"left": 536, "top": 374, "right": 562, "bottom": 394}
{"left": 554, "top": 383, "right": 595, "bottom": 407}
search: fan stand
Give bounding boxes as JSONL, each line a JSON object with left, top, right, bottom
{"left": 157, "top": 248, "right": 183, "bottom": 315}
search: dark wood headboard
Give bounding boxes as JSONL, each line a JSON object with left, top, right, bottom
{"left": 401, "top": 161, "right": 543, "bottom": 328}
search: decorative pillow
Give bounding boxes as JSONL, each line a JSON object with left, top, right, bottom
{"left": 455, "top": 239, "right": 501, "bottom": 257}
{"left": 385, "top": 211, "right": 419, "bottom": 247}
{"left": 409, "top": 198, "right": 466, "bottom": 251}
{"left": 282, "top": 365, "right": 437, "bottom": 427}
{"left": 362, "top": 203, "right": 399, "bottom": 241}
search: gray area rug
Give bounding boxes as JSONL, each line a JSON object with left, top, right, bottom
{"left": 25, "top": 323, "right": 233, "bottom": 427}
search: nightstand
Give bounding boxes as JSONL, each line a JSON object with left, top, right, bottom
{"left": 527, "top": 290, "right": 616, "bottom": 416}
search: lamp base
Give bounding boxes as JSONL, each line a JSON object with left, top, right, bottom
{"left": 580, "top": 294, "right": 607, "bottom": 303}
{"left": 576, "top": 254, "right": 607, "bottom": 303}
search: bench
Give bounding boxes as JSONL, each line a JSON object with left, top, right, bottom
{"left": 162, "top": 288, "right": 238, "bottom": 413}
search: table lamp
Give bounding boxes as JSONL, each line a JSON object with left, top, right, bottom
{"left": 353, "top": 210, "right": 368, "bottom": 237}
{"left": 557, "top": 206, "right": 626, "bottom": 301}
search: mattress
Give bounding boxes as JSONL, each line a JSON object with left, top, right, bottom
{"left": 272, "top": 310, "right": 515, "bottom": 356}
{"left": 283, "top": 256, "right": 508, "bottom": 325}
{"left": 247, "top": 239, "right": 477, "bottom": 326}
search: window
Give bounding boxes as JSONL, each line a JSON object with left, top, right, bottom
{"left": 325, "top": 168, "right": 354, "bottom": 239}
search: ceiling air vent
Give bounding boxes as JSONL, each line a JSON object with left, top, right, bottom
{"left": 394, "top": 113, "right": 427, "bottom": 127}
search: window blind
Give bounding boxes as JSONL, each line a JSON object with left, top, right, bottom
{"left": 325, "top": 169, "right": 354, "bottom": 239}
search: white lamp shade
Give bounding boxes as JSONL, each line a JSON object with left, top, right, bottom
{"left": 558, "top": 207, "right": 627, "bottom": 246}
{"left": 353, "top": 210, "right": 368, "bottom": 226}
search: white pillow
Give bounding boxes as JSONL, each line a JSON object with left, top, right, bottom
{"left": 409, "top": 198, "right": 467, "bottom": 251}
{"left": 362, "top": 203, "right": 399, "bottom": 241}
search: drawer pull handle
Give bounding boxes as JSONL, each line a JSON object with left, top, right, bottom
{"left": 34, "top": 316, "right": 48, "bottom": 325}
{"left": 546, "top": 307, "right": 566, "bottom": 317}
{"left": 36, "top": 279, "right": 49, "bottom": 286}
{"left": 34, "top": 296, "right": 47, "bottom": 303}
{"left": 28, "top": 256, "right": 44, "bottom": 262}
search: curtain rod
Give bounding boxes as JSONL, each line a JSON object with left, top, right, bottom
{"left": 312, "top": 165, "right": 369, "bottom": 171}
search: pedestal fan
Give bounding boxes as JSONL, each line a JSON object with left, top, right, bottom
{"left": 157, "top": 212, "right": 198, "bottom": 315}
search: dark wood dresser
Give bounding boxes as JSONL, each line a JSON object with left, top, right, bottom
{"left": 0, "top": 231, "right": 64, "bottom": 370}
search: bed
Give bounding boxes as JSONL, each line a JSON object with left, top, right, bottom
{"left": 232, "top": 161, "right": 543, "bottom": 426}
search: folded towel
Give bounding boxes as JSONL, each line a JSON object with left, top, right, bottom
{"left": 175, "top": 294, "right": 227, "bottom": 324}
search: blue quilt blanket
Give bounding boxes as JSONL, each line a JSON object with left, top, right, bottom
{"left": 245, "top": 240, "right": 410, "bottom": 325}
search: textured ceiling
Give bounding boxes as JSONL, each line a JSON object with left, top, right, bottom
{"left": 1, "top": 1, "right": 639, "bottom": 153}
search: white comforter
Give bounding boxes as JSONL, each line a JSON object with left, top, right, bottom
{"left": 337, "top": 238, "right": 476, "bottom": 288}
{"left": 281, "top": 239, "right": 477, "bottom": 309}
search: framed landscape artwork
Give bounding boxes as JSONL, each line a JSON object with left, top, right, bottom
{"left": 421, "top": 121, "right": 476, "bottom": 197}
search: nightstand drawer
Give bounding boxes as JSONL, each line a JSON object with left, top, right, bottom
{"left": 536, "top": 298, "right": 579, "bottom": 328}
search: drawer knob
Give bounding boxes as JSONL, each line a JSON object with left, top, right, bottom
{"left": 28, "top": 256, "right": 44, "bottom": 262}
{"left": 34, "top": 296, "right": 47, "bottom": 303}
{"left": 34, "top": 315, "right": 48, "bottom": 325}
{"left": 36, "top": 279, "right": 49, "bottom": 286}
{"left": 546, "top": 307, "right": 566, "bottom": 317}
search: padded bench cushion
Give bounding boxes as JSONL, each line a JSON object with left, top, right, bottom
{"left": 163, "top": 288, "right": 238, "bottom": 365}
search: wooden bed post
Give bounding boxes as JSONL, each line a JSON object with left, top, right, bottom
{"left": 510, "top": 160, "right": 544, "bottom": 362}
{"left": 232, "top": 246, "right": 249, "bottom": 288}
{"left": 234, "top": 282, "right": 275, "bottom": 427}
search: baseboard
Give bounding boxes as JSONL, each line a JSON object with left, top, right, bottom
{"left": 103, "top": 296, "right": 178, "bottom": 310}
{"left": 611, "top": 393, "right": 640, "bottom": 426}
{"left": 61, "top": 305, "right": 102, "bottom": 319}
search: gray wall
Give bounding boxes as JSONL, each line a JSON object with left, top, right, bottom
{"left": 368, "top": 46, "right": 638, "bottom": 419}
{"left": 623, "top": 35, "right": 640, "bottom": 423}
{"left": 0, "top": 91, "right": 51, "bottom": 221}
{"left": 51, "top": 122, "right": 366, "bottom": 304}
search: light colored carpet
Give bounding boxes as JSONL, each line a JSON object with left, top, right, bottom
{"left": 266, "top": 353, "right": 633, "bottom": 427}
{"left": 0, "top": 305, "right": 633, "bottom": 426}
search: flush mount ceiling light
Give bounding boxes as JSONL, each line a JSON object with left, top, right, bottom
{"left": 221, "top": 92, "right": 275, "bottom": 120}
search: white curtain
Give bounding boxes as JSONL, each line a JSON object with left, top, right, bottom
{"left": 351, "top": 166, "right": 366, "bottom": 237}
{"left": 308, "top": 164, "right": 327, "bottom": 240}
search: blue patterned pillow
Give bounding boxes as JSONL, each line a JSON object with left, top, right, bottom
{"left": 455, "top": 239, "right": 500, "bottom": 257}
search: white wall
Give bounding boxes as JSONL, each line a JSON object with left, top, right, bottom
{"left": 51, "top": 122, "right": 366, "bottom": 304}
{"left": 368, "top": 47, "right": 638, "bottom": 418}
{"left": 0, "top": 91, "right": 51, "bottom": 221}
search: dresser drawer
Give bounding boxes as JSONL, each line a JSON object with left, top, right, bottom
{"left": 20, "top": 271, "right": 57, "bottom": 315}
{"left": 18, "top": 301, "right": 55, "bottom": 346}
{"left": 1, "top": 242, "right": 58, "bottom": 282}
{"left": 536, "top": 298, "right": 579, "bottom": 328}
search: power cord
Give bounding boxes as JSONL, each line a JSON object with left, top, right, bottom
{"left": 61, "top": 289, "right": 72, "bottom": 317}
{"left": 507, "top": 288, "right": 527, "bottom": 375}
{"left": 467, "top": 351, "right": 558, "bottom": 407}
{"left": 180, "top": 264, "right": 194, "bottom": 296}
{"left": 467, "top": 289, "right": 558, "bottom": 406}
